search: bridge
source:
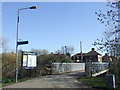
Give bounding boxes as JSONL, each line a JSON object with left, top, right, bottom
{"left": 92, "top": 69, "right": 109, "bottom": 77}
{"left": 52, "top": 62, "right": 109, "bottom": 77}
{"left": 85, "top": 62, "right": 109, "bottom": 77}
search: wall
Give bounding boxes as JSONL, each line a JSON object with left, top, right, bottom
{"left": 52, "top": 63, "right": 85, "bottom": 73}
{"left": 85, "top": 62, "right": 109, "bottom": 77}
{"left": 98, "top": 55, "right": 102, "bottom": 62}
{"left": 92, "top": 62, "right": 109, "bottom": 73}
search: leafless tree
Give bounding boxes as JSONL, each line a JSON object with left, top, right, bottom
{"left": 31, "top": 49, "right": 49, "bottom": 56}
{"left": 55, "top": 46, "right": 74, "bottom": 56}
{"left": 0, "top": 37, "right": 8, "bottom": 53}
{"left": 93, "top": 0, "right": 120, "bottom": 81}
{"left": 94, "top": 0, "right": 120, "bottom": 57}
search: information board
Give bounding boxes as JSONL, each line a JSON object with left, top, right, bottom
{"left": 22, "top": 51, "right": 37, "bottom": 69}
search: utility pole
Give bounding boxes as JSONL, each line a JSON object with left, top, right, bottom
{"left": 80, "top": 41, "right": 83, "bottom": 61}
{"left": 65, "top": 46, "right": 67, "bottom": 54}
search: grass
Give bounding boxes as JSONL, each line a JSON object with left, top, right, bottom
{"left": 2, "top": 77, "right": 33, "bottom": 87}
{"left": 2, "top": 78, "right": 15, "bottom": 87}
{"left": 116, "top": 79, "right": 120, "bottom": 89}
{"left": 78, "top": 76, "right": 106, "bottom": 88}
{"left": 78, "top": 75, "right": 120, "bottom": 90}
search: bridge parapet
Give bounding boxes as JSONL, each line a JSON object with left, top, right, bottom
{"left": 85, "top": 62, "right": 109, "bottom": 77}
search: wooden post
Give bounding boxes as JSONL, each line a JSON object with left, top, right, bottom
{"left": 20, "top": 51, "right": 23, "bottom": 79}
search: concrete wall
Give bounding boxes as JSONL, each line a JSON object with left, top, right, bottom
{"left": 85, "top": 62, "right": 109, "bottom": 77}
{"left": 92, "top": 62, "right": 109, "bottom": 73}
{"left": 52, "top": 63, "right": 85, "bottom": 73}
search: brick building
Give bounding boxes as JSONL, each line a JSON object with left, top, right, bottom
{"left": 72, "top": 48, "right": 102, "bottom": 63}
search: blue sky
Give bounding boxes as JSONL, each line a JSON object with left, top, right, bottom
{"left": 2, "top": 2, "right": 109, "bottom": 54}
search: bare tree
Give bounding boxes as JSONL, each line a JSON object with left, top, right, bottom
{"left": 94, "top": 0, "right": 120, "bottom": 57}
{"left": 93, "top": 0, "right": 120, "bottom": 81}
{"left": 55, "top": 46, "right": 75, "bottom": 56}
{"left": 31, "top": 49, "right": 49, "bottom": 56}
{"left": 41, "top": 49, "right": 49, "bottom": 55}
{"left": 0, "top": 37, "right": 8, "bottom": 53}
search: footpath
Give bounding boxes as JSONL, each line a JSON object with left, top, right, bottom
{"left": 2, "top": 71, "right": 95, "bottom": 89}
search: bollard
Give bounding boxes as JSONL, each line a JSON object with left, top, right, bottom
{"left": 105, "top": 74, "right": 115, "bottom": 88}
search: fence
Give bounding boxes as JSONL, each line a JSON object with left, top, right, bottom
{"left": 85, "top": 62, "right": 109, "bottom": 77}
{"left": 52, "top": 63, "right": 85, "bottom": 73}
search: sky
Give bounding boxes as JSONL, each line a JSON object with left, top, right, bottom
{"left": 2, "top": 2, "right": 110, "bottom": 55}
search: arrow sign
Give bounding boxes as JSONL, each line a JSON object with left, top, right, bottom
{"left": 17, "top": 41, "right": 29, "bottom": 45}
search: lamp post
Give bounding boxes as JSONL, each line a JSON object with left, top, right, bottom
{"left": 16, "top": 6, "right": 37, "bottom": 82}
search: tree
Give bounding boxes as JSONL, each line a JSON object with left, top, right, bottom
{"left": 94, "top": 0, "right": 120, "bottom": 57}
{"left": 55, "top": 46, "right": 74, "bottom": 56}
{"left": 41, "top": 49, "right": 49, "bottom": 55}
{"left": 37, "top": 54, "right": 64, "bottom": 75}
{"left": 0, "top": 37, "right": 8, "bottom": 53}
{"left": 65, "top": 46, "right": 74, "bottom": 55}
{"left": 31, "top": 49, "right": 49, "bottom": 56}
{"left": 93, "top": 0, "right": 120, "bottom": 81}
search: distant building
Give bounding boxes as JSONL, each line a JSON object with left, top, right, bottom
{"left": 72, "top": 48, "right": 102, "bottom": 63}
{"left": 71, "top": 53, "right": 87, "bottom": 63}
{"left": 102, "top": 53, "right": 112, "bottom": 62}
{"left": 84, "top": 48, "right": 102, "bottom": 62}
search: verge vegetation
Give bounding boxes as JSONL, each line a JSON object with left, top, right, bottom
{"left": 78, "top": 75, "right": 120, "bottom": 89}
{"left": 78, "top": 76, "right": 106, "bottom": 88}
{"left": 2, "top": 51, "right": 73, "bottom": 86}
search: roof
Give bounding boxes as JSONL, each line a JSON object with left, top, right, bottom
{"left": 73, "top": 48, "right": 102, "bottom": 57}
{"left": 75, "top": 53, "right": 87, "bottom": 56}
{"left": 102, "top": 53, "right": 110, "bottom": 60}
{"left": 85, "top": 48, "right": 101, "bottom": 56}
{"left": 85, "top": 51, "right": 102, "bottom": 56}
{"left": 102, "top": 53, "right": 112, "bottom": 61}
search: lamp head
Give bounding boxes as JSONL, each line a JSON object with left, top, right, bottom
{"left": 29, "top": 6, "right": 37, "bottom": 9}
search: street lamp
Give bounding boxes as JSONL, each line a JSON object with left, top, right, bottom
{"left": 16, "top": 6, "right": 37, "bottom": 82}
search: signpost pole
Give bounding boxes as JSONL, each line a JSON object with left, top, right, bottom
{"left": 15, "top": 9, "right": 19, "bottom": 82}
{"left": 20, "top": 51, "right": 24, "bottom": 79}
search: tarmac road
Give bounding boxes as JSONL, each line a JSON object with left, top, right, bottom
{"left": 2, "top": 71, "right": 92, "bottom": 88}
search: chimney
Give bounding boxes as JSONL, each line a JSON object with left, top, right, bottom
{"left": 91, "top": 48, "right": 95, "bottom": 51}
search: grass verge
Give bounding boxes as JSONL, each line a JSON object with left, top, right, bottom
{"left": 2, "top": 77, "right": 33, "bottom": 87}
{"left": 78, "top": 75, "right": 120, "bottom": 89}
{"left": 78, "top": 76, "right": 106, "bottom": 88}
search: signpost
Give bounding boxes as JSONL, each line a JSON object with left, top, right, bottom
{"left": 17, "top": 41, "right": 29, "bottom": 45}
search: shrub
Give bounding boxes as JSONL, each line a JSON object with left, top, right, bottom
{"left": 61, "top": 58, "right": 74, "bottom": 63}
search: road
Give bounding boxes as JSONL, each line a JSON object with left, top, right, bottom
{"left": 3, "top": 71, "right": 92, "bottom": 88}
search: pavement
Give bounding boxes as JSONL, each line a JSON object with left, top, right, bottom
{"left": 2, "top": 71, "right": 92, "bottom": 89}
